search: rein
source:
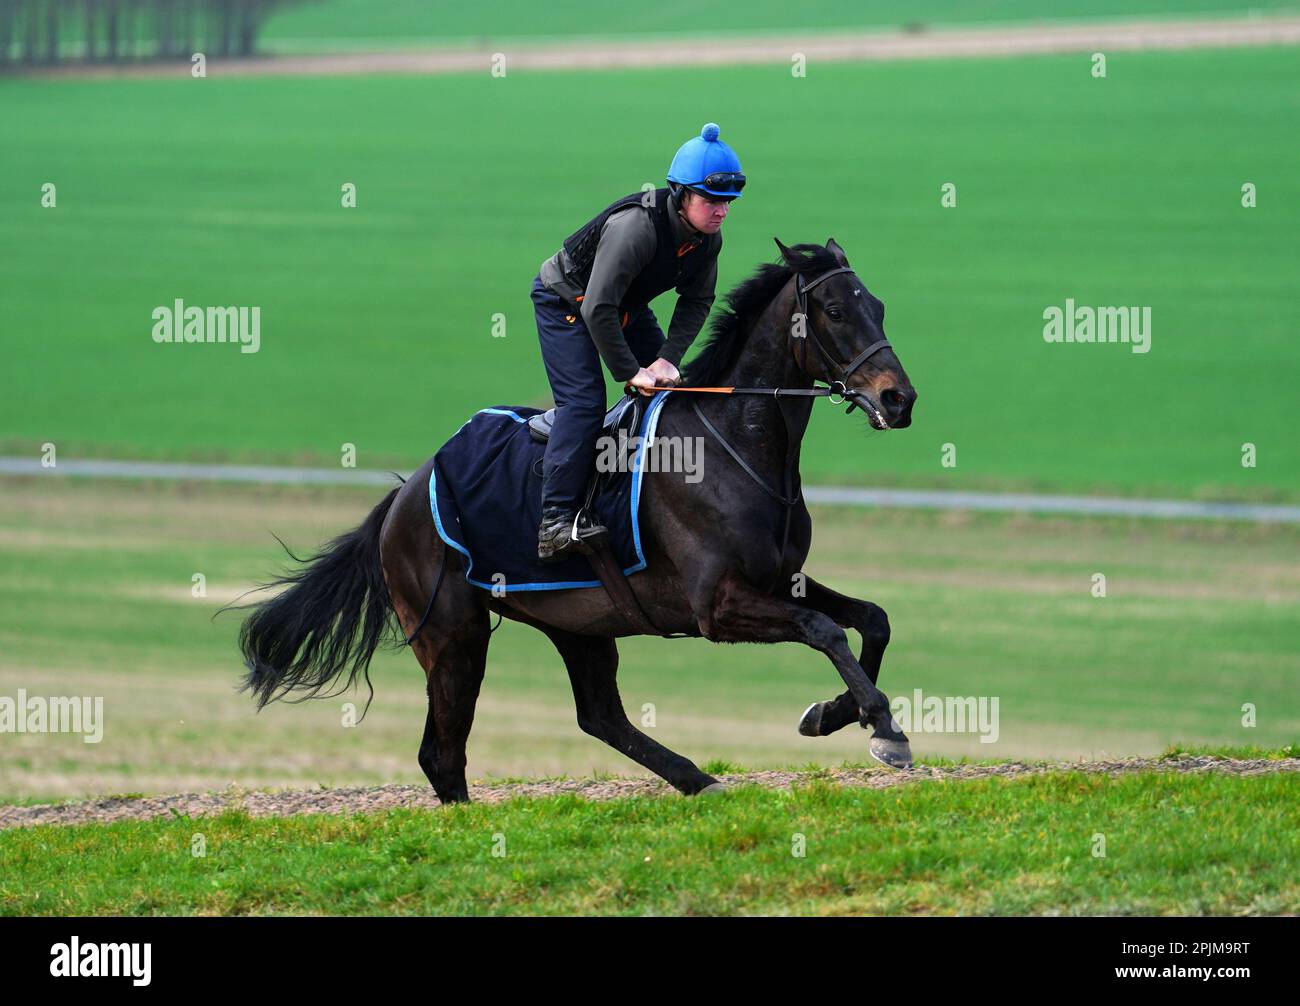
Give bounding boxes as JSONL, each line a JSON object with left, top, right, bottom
{"left": 628, "top": 266, "right": 893, "bottom": 416}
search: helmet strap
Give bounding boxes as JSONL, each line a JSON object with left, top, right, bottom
{"left": 675, "top": 192, "right": 706, "bottom": 236}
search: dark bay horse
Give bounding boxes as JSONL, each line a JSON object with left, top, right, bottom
{"left": 237, "top": 238, "right": 918, "bottom": 803}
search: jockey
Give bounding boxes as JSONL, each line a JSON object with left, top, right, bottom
{"left": 532, "top": 122, "right": 744, "bottom": 562}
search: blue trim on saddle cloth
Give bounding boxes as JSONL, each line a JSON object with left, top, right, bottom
{"left": 429, "top": 391, "right": 672, "bottom": 592}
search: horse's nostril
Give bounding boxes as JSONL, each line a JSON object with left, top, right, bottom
{"left": 881, "top": 388, "right": 906, "bottom": 415}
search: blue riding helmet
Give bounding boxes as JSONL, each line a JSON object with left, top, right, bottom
{"left": 667, "top": 122, "right": 745, "bottom": 200}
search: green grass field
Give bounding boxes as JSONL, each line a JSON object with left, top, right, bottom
{"left": 4, "top": 46, "right": 1298, "bottom": 500}
{"left": 3, "top": 763, "right": 1297, "bottom": 915}
{"left": 2, "top": 477, "right": 1295, "bottom": 802}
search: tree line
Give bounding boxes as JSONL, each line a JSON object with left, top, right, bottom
{"left": 0, "top": 0, "right": 310, "bottom": 65}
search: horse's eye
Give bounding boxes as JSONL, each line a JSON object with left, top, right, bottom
{"left": 826, "top": 309, "right": 842, "bottom": 321}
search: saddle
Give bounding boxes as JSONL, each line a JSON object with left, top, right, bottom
{"left": 528, "top": 392, "right": 648, "bottom": 508}
{"left": 526, "top": 393, "right": 645, "bottom": 446}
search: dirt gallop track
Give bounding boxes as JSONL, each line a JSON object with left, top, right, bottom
{"left": 3, "top": 756, "right": 1296, "bottom": 830}
{"left": 21, "top": 15, "right": 1300, "bottom": 80}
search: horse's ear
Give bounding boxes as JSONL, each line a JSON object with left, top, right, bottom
{"left": 826, "top": 238, "right": 850, "bottom": 268}
{"left": 774, "top": 237, "right": 795, "bottom": 264}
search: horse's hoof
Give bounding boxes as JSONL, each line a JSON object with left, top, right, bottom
{"left": 869, "top": 736, "right": 913, "bottom": 770}
{"left": 698, "top": 781, "right": 728, "bottom": 796}
{"left": 798, "top": 702, "right": 823, "bottom": 737}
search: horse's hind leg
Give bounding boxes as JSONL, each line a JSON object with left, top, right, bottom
{"left": 547, "top": 629, "right": 722, "bottom": 796}
{"left": 393, "top": 575, "right": 489, "bottom": 803}
{"left": 412, "top": 615, "right": 489, "bottom": 804}
{"left": 380, "top": 467, "right": 489, "bottom": 804}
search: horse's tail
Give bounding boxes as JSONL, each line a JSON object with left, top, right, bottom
{"left": 238, "top": 486, "right": 400, "bottom": 712}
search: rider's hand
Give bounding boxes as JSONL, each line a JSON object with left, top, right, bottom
{"left": 647, "top": 358, "right": 681, "bottom": 387}
{"left": 627, "top": 368, "right": 660, "bottom": 396}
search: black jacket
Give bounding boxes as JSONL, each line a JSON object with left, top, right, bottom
{"left": 538, "top": 187, "right": 721, "bottom": 381}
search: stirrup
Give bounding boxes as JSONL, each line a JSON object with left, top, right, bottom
{"left": 537, "top": 507, "right": 607, "bottom": 563}
{"left": 568, "top": 507, "right": 609, "bottom": 553}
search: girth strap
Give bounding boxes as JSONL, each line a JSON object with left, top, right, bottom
{"left": 574, "top": 537, "right": 677, "bottom": 637}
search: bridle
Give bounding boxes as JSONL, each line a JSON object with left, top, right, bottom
{"left": 791, "top": 265, "right": 893, "bottom": 417}
{"left": 652, "top": 264, "right": 896, "bottom": 421}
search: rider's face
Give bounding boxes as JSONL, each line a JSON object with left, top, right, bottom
{"left": 682, "top": 191, "right": 730, "bottom": 234}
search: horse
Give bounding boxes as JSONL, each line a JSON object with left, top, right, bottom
{"left": 236, "top": 238, "right": 918, "bottom": 804}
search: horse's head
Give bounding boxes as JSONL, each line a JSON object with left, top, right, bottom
{"left": 775, "top": 238, "right": 916, "bottom": 430}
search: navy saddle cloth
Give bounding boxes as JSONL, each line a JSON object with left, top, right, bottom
{"left": 429, "top": 391, "right": 672, "bottom": 591}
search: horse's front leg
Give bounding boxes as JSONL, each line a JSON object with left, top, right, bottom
{"left": 790, "top": 576, "right": 893, "bottom": 740}
{"left": 698, "top": 573, "right": 911, "bottom": 768}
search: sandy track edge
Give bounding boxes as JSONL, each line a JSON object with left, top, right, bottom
{"left": 12, "top": 16, "right": 1300, "bottom": 80}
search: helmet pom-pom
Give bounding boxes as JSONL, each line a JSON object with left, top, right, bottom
{"left": 701, "top": 122, "right": 720, "bottom": 142}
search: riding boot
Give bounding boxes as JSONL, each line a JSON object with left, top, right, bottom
{"left": 537, "top": 506, "right": 609, "bottom": 563}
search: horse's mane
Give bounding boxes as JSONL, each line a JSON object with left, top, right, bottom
{"left": 681, "top": 243, "right": 843, "bottom": 387}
